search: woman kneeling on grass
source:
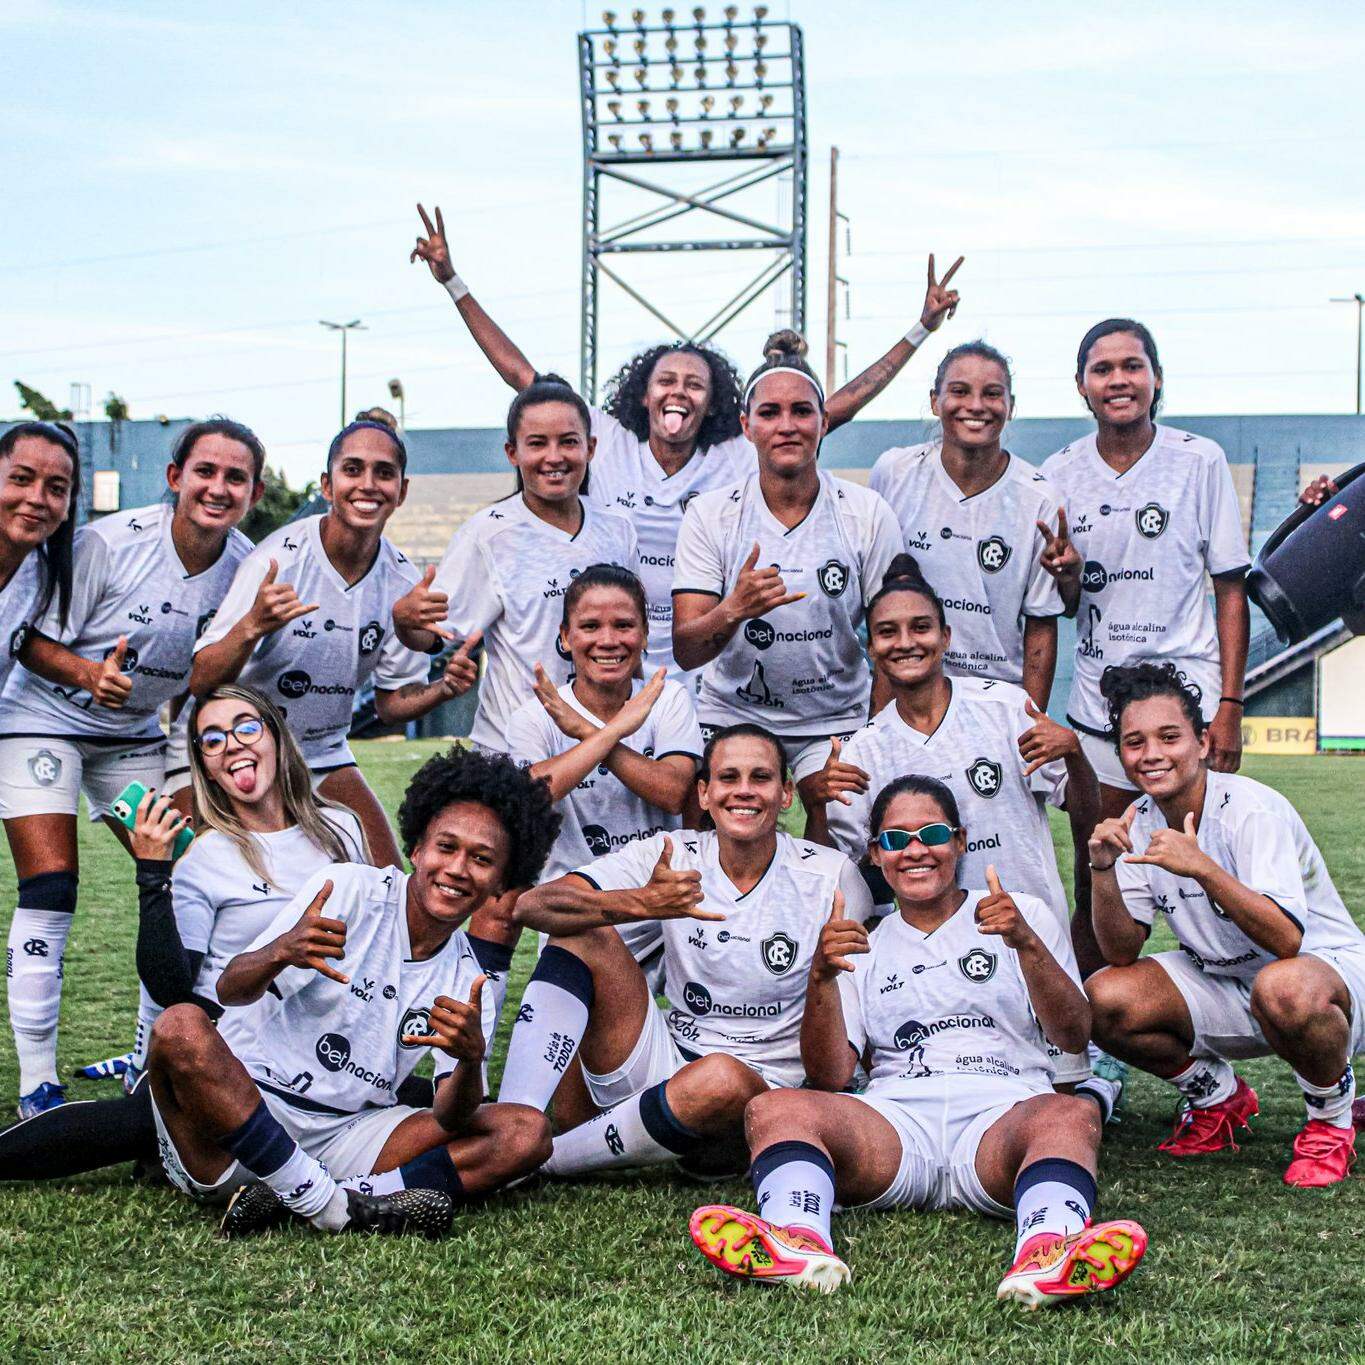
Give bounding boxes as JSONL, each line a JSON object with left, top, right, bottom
{"left": 689, "top": 774, "right": 1147, "bottom": 1309}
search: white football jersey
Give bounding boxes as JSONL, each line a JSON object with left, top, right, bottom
{"left": 431, "top": 495, "right": 639, "bottom": 753}
{"left": 827, "top": 679, "right": 1069, "bottom": 921}
{"left": 233, "top": 863, "right": 494, "bottom": 1115}
{"left": 0, "top": 555, "right": 40, "bottom": 698}
{"left": 1040, "top": 426, "right": 1249, "bottom": 734}
{"left": 195, "top": 516, "right": 430, "bottom": 768}
{"left": 838, "top": 889, "right": 1079, "bottom": 1092}
{"left": 171, "top": 808, "right": 366, "bottom": 1052}
{"left": 867, "top": 444, "right": 1064, "bottom": 685}
{"left": 0, "top": 503, "right": 251, "bottom": 739}
{"left": 574, "top": 829, "right": 873, "bottom": 1087}
{"left": 504, "top": 677, "right": 703, "bottom": 883}
{"left": 673, "top": 471, "right": 902, "bottom": 736}
{"left": 1117, "top": 771, "right": 1362, "bottom": 985}
{"left": 585, "top": 408, "right": 755, "bottom": 682}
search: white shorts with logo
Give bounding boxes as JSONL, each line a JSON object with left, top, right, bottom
{"left": 581, "top": 999, "right": 800, "bottom": 1110}
{"left": 846, "top": 1073, "right": 1045, "bottom": 1219}
{"left": 1152, "top": 945, "right": 1365, "bottom": 1061}
{"left": 0, "top": 735, "right": 167, "bottom": 822}
{"left": 697, "top": 724, "right": 858, "bottom": 783}
{"left": 151, "top": 1084, "right": 422, "bottom": 1201}
{"left": 1077, "top": 729, "right": 1135, "bottom": 792}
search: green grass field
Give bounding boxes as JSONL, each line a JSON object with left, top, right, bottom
{"left": 1, "top": 745, "right": 1362, "bottom": 1363}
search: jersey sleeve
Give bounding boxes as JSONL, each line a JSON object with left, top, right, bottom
{"left": 571, "top": 831, "right": 666, "bottom": 891}
{"left": 430, "top": 522, "right": 505, "bottom": 640}
{"left": 169, "top": 845, "right": 220, "bottom": 954}
{"left": 1022, "top": 484, "right": 1066, "bottom": 618}
{"left": 837, "top": 855, "right": 875, "bottom": 924}
{"left": 672, "top": 501, "right": 726, "bottom": 597}
{"left": 373, "top": 630, "right": 432, "bottom": 691}
{"left": 30, "top": 526, "right": 111, "bottom": 643}
{"left": 504, "top": 698, "right": 556, "bottom": 767}
{"left": 1114, "top": 840, "right": 1160, "bottom": 926}
{"left": 652, "top": 681, "right": 703, "bottom": 761}
{"left": 325, "top": 807, "right": 368, "bottom": 864}
{"left": 867, "top": 452, "right": 891, "bottom": 500}
{"left": 1226, "top": 808, "right": 1309, "bottom": 929}
{"left": 242, "top": 866, "right": 343, "bottom": 1000}
{"left": 1011, "top": 692, "right": 1069, "bottom": 808}
{"left": 194, "top": 552, "right": 272, "bottom": 654}
{"left": 1202, "top": 451, "right": 1251, "bottom": 576}
{"left": 860, "top": 491, "right": 905, "bottom": 606}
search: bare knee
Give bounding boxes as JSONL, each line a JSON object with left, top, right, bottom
{"left": 672, "top": 1053, "right": 768, "bottom": 1127}
{"left": 743, "top": 1085, "right": 822, "bottom": 1149}
{"left": 1033, "top": 1093, "right": 1102, "bottom": 1151}
{"left": 149, "top": 1004, "right": 221, "bottom": 1075}
{"left": 1250, "top": 960, "right": 1328, "bottom": 1034}
{"left": 1086, "top": 967, "right": 1143, "bottom": 1044}
{"left": 485, "top": 1102, "right": 553, "bottom": 1173}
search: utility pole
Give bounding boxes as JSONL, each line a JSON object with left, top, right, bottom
{"left": 320, "top": 319, "right": 365, "bottom": 428}
{"left": 1331, "top": 294, "right": 1365, "bottom": 415}
{"left": 825, "top": 146, "right": 849, "bottom": 394}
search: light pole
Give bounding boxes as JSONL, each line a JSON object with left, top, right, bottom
{"left": 388, "top": 377, "right": 406, "bottom": 432}
{"left": 319, "top": 319, "right": 365, "bottom": 428}
{"left": 1330, "top": 293, "right": 1364, "bottom": 415}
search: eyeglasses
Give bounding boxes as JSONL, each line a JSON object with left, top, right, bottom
{"left": 876, "top": 823, "right": 959, "bottom": 851}
{"left": 196, "top": 716, "right": 266, "bottom": 756}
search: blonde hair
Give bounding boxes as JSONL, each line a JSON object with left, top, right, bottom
{"left": 187, "top": 683, "right": 367, "bottom": 882}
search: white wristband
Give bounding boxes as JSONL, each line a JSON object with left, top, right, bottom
{"left": 444, "top": 273, "right": 471, "bottom": 304}
{"left": 903, "top": 320, "right": 931, "bottom": 349}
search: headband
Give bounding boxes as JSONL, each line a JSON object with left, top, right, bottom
{"left": 742, "top": 365, "right": 825, "bottom": 412}
{"left": 326, "top": 419, "right": 406, "bottom": 466}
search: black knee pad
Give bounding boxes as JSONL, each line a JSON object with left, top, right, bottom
{"left": 17, "top": 871, "right": 78, "bottom": 915}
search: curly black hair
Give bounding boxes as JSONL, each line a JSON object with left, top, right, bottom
{"left": 600, "top": 342, "right": 744, "bottom": 449}
{"left": 397, "top": 746, "right": 561, "bottom": 891}
{"left": 1100, "top": 661, "right": 1204, "bottom": 742}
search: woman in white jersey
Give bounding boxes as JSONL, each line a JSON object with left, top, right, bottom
{"left": 408, "top": 203, "right": 963, "bottom": 679}
{"left": 0, "top": 683, "right": 369, "bottom": 1184}
{"left": 671, "top": 332, "right": 903, "bottom": 802}
{"left": 868, "top": 342, "right": 1072, "bottom": 708}
{"left": 1039, "top": 318, "right": 1250, "bottom": 817}
{"left": 1086, "top": 662, "right": 1365, "bottom": 1189}
{"left": 0, "top": 418, "right": 265, "bottom": 1118}
{"left": 191, "top": 420, "right": 475, "bottom": 870}
{"left": 0, "top": 422, "right": 78, "bottom": 700}
{"left": 688, "top": 774, "right": 1147, "bottom": 1309}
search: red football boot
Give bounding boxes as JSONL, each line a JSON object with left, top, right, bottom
{"left": 1158, "top": 1077, "right": 1259, "bottom": 1156}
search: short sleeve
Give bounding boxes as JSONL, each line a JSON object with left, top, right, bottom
{"left": 836, "top": 964, "right": 868, "bottom": 1056}
{"left": 431, "top": 523, "right": 504, "bottom": 640}
{"left": 1115, "top": 842, "right": 1160, "bottom": 926}
{"left": 1202, "top": 453, "right": 1250, "bottom": 577}
{"left": 572, "top": 831, "right": 667, "bottom": 892}
{"left": 672, "top": 502, "right": 726, "bottom": 597}
{"left": 374, "top": 630, "right": 431, "bottom": 691}
{"left": 1012, "top": 693, "right": 1069, "bottom": 808}
{"left": 170, "top": 846, "right": 220, "bottom": 954}
{"left": 837, "top": 855, "right": 875, "bottom": 924}
{"left": 31, "top": 527, "right": 111, "bottom": 644}
{"left": 867, "top": 451, "right": 892, "bottom": 500}
{"left": 1022, "top": 484, "right": 1065, "bottom": 618}
{"left": 652, "top": 681, "right": 703, "bottom": 761}
{"left": 195, "top": 552, "right": 271, "bottom": 654}
{"left": 504, "top": 697, "right": 557, "bottom": 767}
{"left": 325, "top": 808, "right": 368, "bottom": 864}
{"left": 1228, "top": 809, "right": 1309, "bottom": 929}
{"left": 859, "top": 491, "right": 904, "bottom": 607}
{"left": 243, "top": 867, "right": 341, "bottom": 1001}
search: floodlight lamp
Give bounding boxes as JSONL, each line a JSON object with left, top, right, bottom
{"left": 670, "top": 130, "right": 683, "bottom": 150}
{"left": 606, "top": 68, "right": 621, "bottom": 87}
{"left": 694, "top": 63, "right": 707, "bottom": 83}
{"left": 724, "top": 31, "right": 737, "bottom": 50}
{"left": 637, "top": 98, "right": 651, "bottom": 117}
{"left": 634, "top": 65, "right": 648, "bottom": 84}
{"left": 729, "top": 93, "right": 743, "bottom": 111}
{"left": 666, "top": 96, "right": 679, "bottom": 116}
{"left": 608, "top": 133, "right": 623, "bottom": 150}
{"left": 633, "top": 36, "right": 646, "bottom": 56}
{"left": 758, "top": 91, "right": 773, "bottom": 110}
{"left": 639, "top": 131, "right": 654, "bottom": 151}
{"left": 604, "top": 36, "right": 618, "bottom": 56}
{"left": 724, "top": 4, "right": 738, "bottom": 20}
{"left": 699, "top": 127, "right": 713, "bottom": 147}
{"left": 754, "top": 32, "right": 768, "bottom": 49}
{"left": 670, "top": 61, "right": 683, "bottom": 82}
{"left": 693, "top": 6, "right": 705, "bottom": 20}
{"left": 694, "top": 32, "right": 706, "bottom": 49}
{"left": 632, "top": 8, "right": 645, "bottom": 26}
{"left": 603, "top": 9, "right": 617, "bottom": 27}
{"left": 662, "top": 7, "right": 675, "bottom": 22}
{"left": 730, "top": 126, "right": 746, "bottom": 146}
{"left": 665, "top": 33, "right": 677, "bottom": 51}
{"left": 754, "top": 59, "right": 767, "bottom": 81}
{"left": 724, "top": 60, "right": 737, "bottom": 81}
{"left": 700, "top": 93, "right": 715, "bottom": 113}
{"left": 761, "top": 124, "right": 777, "bottom": 140}
{"left": 754, "top": 4, "right": 768, "bottom": 18}
{"left": 608, "top": 99, "right": 622, "bottom": 117}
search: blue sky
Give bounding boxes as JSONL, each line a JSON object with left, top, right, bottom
{"left": 4, "top": 0, "right": 1364, "bottom": 485}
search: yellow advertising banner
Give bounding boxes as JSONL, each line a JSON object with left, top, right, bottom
{"left": 1241, "top": 716, "right": 1317, "bottom": 755}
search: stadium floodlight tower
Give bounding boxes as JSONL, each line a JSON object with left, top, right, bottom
{"left": 577, "top": 5, "right": 808, "bottom": 398}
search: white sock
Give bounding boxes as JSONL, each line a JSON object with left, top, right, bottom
{"left": 341, "top": 1167, "right": 405, "bottom": 1197}
{"left": 256, "top": 1142, "right": 340, "bottom": 1222}
{"left": 498, "top": 950, "right": 593, "bottom": 1111}
{"left": 1297, "top": 1063, "right": 1356, "bottom": 1128}
{"left": 1013, "top": 1159, "right": 1095, "bottom": 1258}
{"left": 544, "top": 1081, "right": 695, "bottom": 1177}
{"left": 308, "top": 1186, "right": 352, "bottom": 1232}
{"left": 7, "top": 908, "right": 72, "bottom": 1093}
{"left": 133, "top": 986, "right": 160, "bottom": 1071}
{"left": 751, "top": 1141, "right": 835, "bottom": 1248}
{"left": 1170, "top": 1056, "right": 1236, "bottom": 1108}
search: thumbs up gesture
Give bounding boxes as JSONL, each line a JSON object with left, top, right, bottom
{"left": 91, "top": 635, "right": 135, "bottom": 708}
{"left": 803, "top": 736, "right": 871, "bottom": 808}
{"left": 1017, "top": 697, "right": 1079, "bottom": 776}
{"left": 632, "top": 835, "right": 716, "bottom": 922}
{"left": 402, "top": 975, "right": 488, "bottom": 1063}
{"left": 974, "top": 865, "right": 1034, "bottom": 950}
{"left": 393, "top": 564, "right": 454, "bottom": 641}
{"left": 810, "top": 888, "right": 870, "bottom": 981}
{"left": 244, "top": 559, "right": 319, "bottom": 642}
{"left": 1125, "top": 809, "right": 1212, "bottom": 879}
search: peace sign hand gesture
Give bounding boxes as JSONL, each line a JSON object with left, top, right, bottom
{"left": 920, "top": 253, "right": 964, "bottom": 332}
{"left": 1036, "top": 508, "right": 1081, "bottom": 584}
{"left": 411, "top": 204, "right": 455, "bottom": 285}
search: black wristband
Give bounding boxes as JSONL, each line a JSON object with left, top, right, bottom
{"left": 1220, "top": 696, "right": 1244, "bottom": 707}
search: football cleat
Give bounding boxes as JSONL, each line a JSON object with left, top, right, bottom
{"left": 220, "top": 1182, "right": 294, "bottom": 1238}
{"left": 1158, "top": 1077, "right": 1258, "bottom": 1156}
{"left": 1090, "top": 1050, "right": 1130, "bottom": 1125}
{"left": 689, "top": 1204, "right": 850, "bottom": 1294}
{"left": 1283, "top": 1119, "right": 1357, "bottom": 1188}
{"left": 74, "top": 1050, "right": 135, "bottom": 1082}
{"left": 17, "top": 1081, "right": 67, "bottom": 1120}
{"left": 997, "top": 1220, "right": 1148, "bottom": 1310}
{"left": 220, "top": 1183, "right": 454, "bottom": 1240}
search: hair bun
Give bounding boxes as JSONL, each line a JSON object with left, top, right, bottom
{"left": 882, "top": 552, "right": 924, "bottom": 587}
{"left": 762, "top": 329, "right": 808, "bottom": 364}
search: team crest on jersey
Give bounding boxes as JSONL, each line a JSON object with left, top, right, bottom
{"left": 398, "top": 1007, "right": 430, "bottom": 1048}
{"left": 9, "top": 624, "right": 26, "bottom": 657}
{"left": 358, "top": 620, "right": 383, "bottom": 654}
{"left": 965, "top": 757, "right": 1002, "bottom": 798}
{"left": 958, "top": 947, "right": 997, "bottom": 982}
{"left": 977, "top": 536, "right": 1012, "bottom": 574}
{"left": 761, "top": 932, "right": 797, "bottom": 976}
{"left": 816, "top": 560, "right": 849, "bottom": 598}
{"left": 1135, "top": 503, "right": 1169, "bottom": 539}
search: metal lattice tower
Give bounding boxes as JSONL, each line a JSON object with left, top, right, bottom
{"left": 577, "top": 6, "right": 808, "bottom": 398}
